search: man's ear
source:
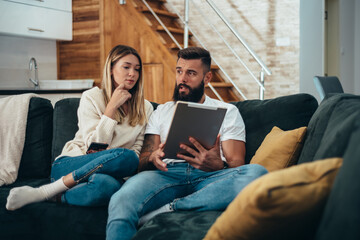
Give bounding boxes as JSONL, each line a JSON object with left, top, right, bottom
{"left": 204, "top": 71, "right": 212, "bottom": 84}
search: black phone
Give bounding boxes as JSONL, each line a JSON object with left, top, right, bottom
{"left": 86, "top": 142, "right": 109, "bottom": 154}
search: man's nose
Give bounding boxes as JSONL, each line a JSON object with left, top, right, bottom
{"left": 179, "top": 73, "right": 187, "bottom": 83}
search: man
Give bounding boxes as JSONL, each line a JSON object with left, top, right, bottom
{"left": 106, "top": 47, "right": 267, "bottom": 240}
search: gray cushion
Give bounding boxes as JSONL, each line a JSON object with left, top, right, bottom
{"left": 298, "top": 94, "right": 360, "bottom": 164}
{"left": 231, "top": 93, "right": 318, "bottom": 164}
{"left": 315, "top": 120, "right": 360, "bottom": 240}
{"left": 52, "top": 98, "right": 80, "bottom": 162}
{"left": 133, "top": 211, "right": 222, "bottom": 240}
{"left": 18, "top": 97, "right": 53, "bottom": 179}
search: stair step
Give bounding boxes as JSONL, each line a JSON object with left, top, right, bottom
{"left": 137, "top": 6, "right": 178, "bottom": 18}
{"left": 166, "top": 43, "right": 184, "bottom": 49}
{"left": 206, "top": 82, "right": 234, "bottom": 88}
{"left": 211, "top": 65, "right": 219, "bottom": 70}
{"left": 147, "top": 0, "right": 167, "bottom": 2}
{"left": 166, "top": 43, "right": 197, "bottom": 49}
{"left": 157, "top": 26, "right": 193, "bottom": 36}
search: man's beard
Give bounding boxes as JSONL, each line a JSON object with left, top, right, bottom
{"left": 172, "top": 80, "right": 205, "bottom": 103}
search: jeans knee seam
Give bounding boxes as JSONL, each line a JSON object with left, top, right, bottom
{"left": 187, "top": 172, "right": 238, "bottom": 198}
{"left": 74, "top": 149, "right": 136, "bottom": 182}
{"left": 138, "top": 182, "right": 188, "bottom": 215}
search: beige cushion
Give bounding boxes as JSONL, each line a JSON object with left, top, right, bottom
{"left": 250, "top": 126, "right": 307, "bottom": 172}
{"left": 204, "top": 157, "right": 343, "bottom": 240}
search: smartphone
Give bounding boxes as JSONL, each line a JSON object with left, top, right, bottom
{"left": 86, "top": 142, "right": 109, "bottom": 154}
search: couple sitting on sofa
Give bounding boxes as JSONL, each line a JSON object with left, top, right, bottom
{"left": 6, "top": 45, "right": 267, "bottom": 239}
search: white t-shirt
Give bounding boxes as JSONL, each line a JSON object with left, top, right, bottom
{"left": 145, "top": 95, "right": 245, "bottom": 163}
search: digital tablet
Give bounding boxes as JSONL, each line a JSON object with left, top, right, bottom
{"left": 163, "top": 101, "right": 227, "bottom": 159}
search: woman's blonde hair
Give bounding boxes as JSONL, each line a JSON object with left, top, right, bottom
{"left": 101, "top": 45, "right": 147, "bottom": 126}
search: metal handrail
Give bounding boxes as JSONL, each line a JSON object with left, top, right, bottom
{"left": 164, "top": 1, "right": 248, "bottom": 99}
{"left": 141, "top": 0, "right": 182, "bottom": 49}
{"left": 206, "top": 0, "right": 271, "bottom": 76}
{"left": 190, "top": 0, "right": 265, "bottom": 90}
{"left": 142, "top": 0, "right": 224, "bottom": 100}
{"left": 140, "top": 0, "right": 270, "bottom": 100}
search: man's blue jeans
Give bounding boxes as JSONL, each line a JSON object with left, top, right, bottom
{"left": 51, "top": 148, "right": 138, "bottom": 206}
{"left": 106, "top": 163, "right": 268, "bottom": 240}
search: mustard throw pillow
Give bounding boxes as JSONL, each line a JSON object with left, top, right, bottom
{"left": 250, "top": 126, "right": 307, "bottom": 172}
{"left": 204, "top": 158, "right": 343, "bottom": 240}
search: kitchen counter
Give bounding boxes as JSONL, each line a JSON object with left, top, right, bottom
{"left": 0, "top": 88, "right": 89, "bottom": 106}
{"left": 0, "top": 88, "right": 88, "bottom": 95}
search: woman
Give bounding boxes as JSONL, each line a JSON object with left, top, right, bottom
{"left": 6, "top": 45, "right": 153, "bottom": 210}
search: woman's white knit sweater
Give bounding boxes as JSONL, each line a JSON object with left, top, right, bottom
{"left": 57, "top": 87, "right": 153, "bottom": 159}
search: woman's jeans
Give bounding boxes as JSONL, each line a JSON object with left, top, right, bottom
{"left": 106, "top": 163, "right": 268, "bottom": 240}
{"left": 51, "top": 148, "right": 138, "bottom": 207}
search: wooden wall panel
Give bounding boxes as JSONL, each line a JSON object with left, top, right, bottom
{"left": 58, "top": 0, "right": 177, "bottom": 103}
{"left": 143, "top": 64, "right": 165, "bottom": 103}
{"left": 101, "top": 0, "right": 176, "bottom": 103}
{"left": 57, "top": 0, "right": 101, "bottom": 84}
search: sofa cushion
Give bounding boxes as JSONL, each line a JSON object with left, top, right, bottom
{"left": 17, "top": 97, "right": 53, "bottom": 179}
{"left": 0, "top": 178, "right": 108, "bottom": 240}
{"left": 315, "top": 120, "right": 360, "bottom": 240}
{"left": 133, "top": 211, "right": 222, "bottom": 240}
{"left": 298, "top": 94, "right": 360, "bottom": 164}
{"left": 52, "top": 98, "right": 80, "bottom": 162}
{"left": 250, "top": 126, "right": 307, "bottom": 172}
{"left": 231, "top": 93, "right": 318, "bottom": 164}
{"left": 204, "top": 158, "right": 343, "bottom": 240}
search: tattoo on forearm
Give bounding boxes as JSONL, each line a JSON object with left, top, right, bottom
{"left": 141, "top": 135, "right": 155, "bottom": 154}
{"left": 139, "top": 135, "right": 156, "bottom": 171}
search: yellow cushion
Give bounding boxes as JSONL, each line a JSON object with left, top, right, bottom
{"left": 204, "top": 157, "right": 343, "bottom": 240}
{"left": 250, "top": 126, "right": 307, "bottom": 172}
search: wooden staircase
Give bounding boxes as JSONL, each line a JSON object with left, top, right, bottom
{"left": 133, "top": 0, "right": 240, "bottom": 102}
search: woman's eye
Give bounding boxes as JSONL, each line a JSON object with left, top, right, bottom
{"left": 123, "top": 66, "right": 129, "bottom": 69}
{"left": 135, "top": 68, "right": 140, "bottom": 72}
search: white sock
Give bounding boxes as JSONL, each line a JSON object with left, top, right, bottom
{"left": 138, "top": 203, "right": 173, "bottom": 226}
{"left": 6, "top": 177, "right": 69, "bottom": 211}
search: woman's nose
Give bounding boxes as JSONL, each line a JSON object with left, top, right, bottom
{"left": 129, "top": 69, "right": 135, "bottom": 77}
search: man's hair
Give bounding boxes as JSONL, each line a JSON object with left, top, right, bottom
{"left": 177, "top": 47, "right": 211, "bottom": 73}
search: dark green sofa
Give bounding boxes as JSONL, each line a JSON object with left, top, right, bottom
{"left": 0, "top": 93, "right": 359, "bottom": 240}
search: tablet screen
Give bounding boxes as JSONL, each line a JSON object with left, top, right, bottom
{"left": 163, "top": 101, "right": 227, "bottom": 159}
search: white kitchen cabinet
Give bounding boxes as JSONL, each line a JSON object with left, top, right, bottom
{"left": 5, "top": 0, "right": 71, "bottom": 11}
{"left": 0, "top": 0, "right": 72, "bottom": 40}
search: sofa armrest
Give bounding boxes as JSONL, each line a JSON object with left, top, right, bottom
{"left": 17, "top": 97, "right": 53, "bottom": 180}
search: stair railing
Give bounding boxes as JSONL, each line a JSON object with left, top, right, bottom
{"left": 141, "top": 0, "right": 272, "bottom": 100}
{"left": 141, "top": 0, "right": 225, "bottom": 101}
{"left": 166, "top": 0, "right": 248, "bottom": 99}
{"left": 204, "top": 0, "right": 271, "bottom": 99}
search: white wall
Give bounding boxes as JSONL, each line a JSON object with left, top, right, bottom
{"left": 339, "top": 0, "right": 355, "bottom": 93}
{"left": 300, "top": 0, "right": 360, "bottom": 101}
{"left": 300, "top": 0, "right": 325, "bottom": 101}
{"left": 0, "top": 35, "right": 57, "bottom": 88}
{"left": 354, "top": 0, "right": 360, "bottom": 93}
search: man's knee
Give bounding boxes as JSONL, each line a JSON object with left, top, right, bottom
{"left": 248, "top": 163, "right": 268, "bottom": 176}
{"left": 236, "top": 163, "right": 268, "bottom": 176}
